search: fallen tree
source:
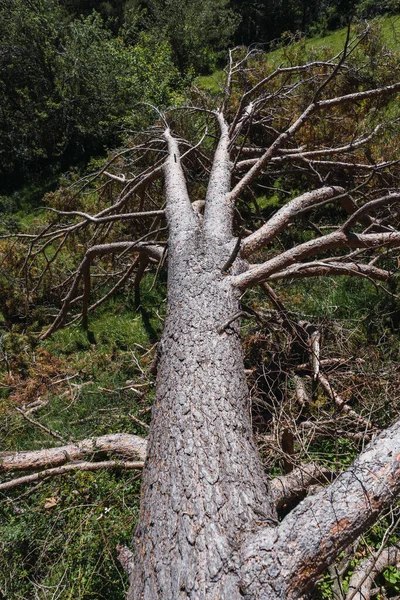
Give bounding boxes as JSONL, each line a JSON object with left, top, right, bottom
{"left": 3, "top": 27, "right": 400, "bottom": 600}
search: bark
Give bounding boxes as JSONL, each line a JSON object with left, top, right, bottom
{"left": 203, "top": 113, "right": 232, "bottom": 242}
{"left": 240, "top": 419, "right": 400, "bottom": 599}
{"left": 233, "top": 231, "right": 400, "bottom": 290}
{"left": 0, "top": 433, "right": 147, "bottom": 471}
{"left": 125, "top": 128, "right": 275, "bottom": 599}
{"left": 240, "top": 186, "right": 344, "bottom": 258}
{"left": 125, "top": 123, "right": 400, "bottom": 599}
{"left": 128, "top": 231, "right": 276, "bottom": 599}
{"left": 127, "top": 250, "right": 400, "bottom": 600}
{"left": 270, "top": 463, "right": 332, "bottom": 510}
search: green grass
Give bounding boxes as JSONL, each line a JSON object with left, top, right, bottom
{"left": 282, "top": 275, "right": 399, "bottom": 328}
{"left": 197, "top": 15, "right": 400, "bottom": 94}
{"left": 3, "top": 275, "right": 165, "bottom": 451}
{"left": 266, "top": 15, "right": 400, "bottom": 65}
{"left": 196, "top": 69, "right": 225, "bottom": 94}
{"left": 0, "top": 276, "right": 166, "bottom": 598}
{"left": 0, "top": 469, "right": 141, "bottom": 599}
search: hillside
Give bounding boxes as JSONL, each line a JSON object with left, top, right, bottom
{"left": 198, "top": 15, "right": 400, "bottom": 92}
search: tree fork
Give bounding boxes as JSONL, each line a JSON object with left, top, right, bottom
{"left": 8, "top": 42, "right": 400, "bottom": 600}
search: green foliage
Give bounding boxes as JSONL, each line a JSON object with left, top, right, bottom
{"left": 1, "top": 0, "right": 399, "bottom": 191}
{"left": 0, "top": 0, "right": 182, "bottom": 184}
{"left": 144, "top": 0, "right": 239, "bottom": 73}
{"left": 356, "top": 0, "right": 400, "bottom": 18}
{"left": 283, "top": 275, "right": 400, "bottom": 352}
{"left": 196, "top": 70, "right": 226, "bottom": 94}
{"left": 231, "top": 0, "right": 400, "bottom": 45}
{"left": 383, "top": 565, "right": 400, "bottom": 591}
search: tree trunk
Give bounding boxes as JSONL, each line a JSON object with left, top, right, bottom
{"left": 126, "top": 123, "right": 400, "bottom": 600}
{"left": 128, "top": 233, "right": 276, "bottom": 599}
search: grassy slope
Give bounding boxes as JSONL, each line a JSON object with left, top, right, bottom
{"left": 198, "top": 14, "right": 400, "bottom": 93}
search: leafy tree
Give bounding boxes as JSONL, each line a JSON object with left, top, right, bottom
{"left": 143, "top": 0, "right": 239, "bottom": 72}
{"left": 59, "top": 0, "right": 127, "bottom": 32}
{"left": 0, "top": 0, "right": 64, "bottom": 178}
{"left": 0, "top": 0, "right": 181, "bottom": 184}
{"left": 231, "top": 0, "right": 400, "bottom": 45}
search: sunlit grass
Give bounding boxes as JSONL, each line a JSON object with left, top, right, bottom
{"left": 197, "top": 15, "right": 400, "bottom": 93}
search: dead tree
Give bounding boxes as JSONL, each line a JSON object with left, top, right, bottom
{"left": 2, "top": 31, "right": 400, "bottom": 599}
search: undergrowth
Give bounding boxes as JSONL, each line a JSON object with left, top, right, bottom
{"left": 0, "top": 276, "right": 165, "bottom": 599}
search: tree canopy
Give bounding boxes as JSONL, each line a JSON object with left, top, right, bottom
{"left": 1, "top": 0, "right": 399, "bottom": 190}
{"left": 0, "top": 0, "right": 184, "bottom": 185}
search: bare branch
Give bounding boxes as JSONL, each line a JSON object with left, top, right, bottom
{"left": 312, "top": 20, "right": 352, "bottom": 103}
{"left": 241, "top": 186, "right": 344, "bottom": 258}
{"left": 41, "top": 231, "right": 165, "bottom": 340}
{"left": 45, "top": 208, "right": 165, "bottom": 224}
{"left": 268, "top": 261, "right": 392, "bottom": 282}
{"left": 234, "top": 126, "right": 383, "bottom": 171}
{"left": 293, "top": 375, "right": 309, "bottom": 407}
{"left": 317, "top": 372, "right": 372, "bottom": 428}
{"left": 40, "top": 242, "right": 138, "bottom": 339}
{"left": 163, "top": 128, "right": 198, "bottom": 242}
{"left": 228, "top": 103, "right": 316, "bottom": 203}
{"left": 0, "top": 460, "right": 144, "bottom": 492}
{"left": 310, "top": 329, "right": 321, "bottom": 381}
{"left": 0, "top": 433, "right": 147, "bottom": 472}
{"left": 229, "top": 61, "right": 345, "bottom": 135}
{"left": 271, "top": 463, "right": 332, "bottom": 510}
{"left": 342, "top": 193, "right": 400, "bottom": 232}
{"left": 319, "top": 80, "right": 400, "bottom": 109}
{"left": 241, "top": 418, "right": 400, "bottom": 599}
{"left": 117, "top": 544, "right": 135, "bottom": 581}
{"left": 228, "top": 82, "right": 400, "bottom": 203}
{"left": 203, "top": 112, "right": 233, "bottom": 241}
{"left": 222, "top": 235, "right": 242, "bottom": 273}
{"left": 217, "top": 310, "right": 249, "bottom": 334}
{"left": 346, "top": 546, "right": 400, "bottom": 600}
{"left": 129, "top": 413, "right": 150, "bottom": 431}
{"left": 15, "top": 408, "right": 66, "bottom": 442}
{"left": 233, "top": 231, "right": 400, "bottom": 290}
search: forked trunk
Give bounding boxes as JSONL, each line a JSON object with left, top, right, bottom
{"left": 128, "top": 233, "right": 276, "bottom": 599}
{"left": 126, "top": 124, "right": 400, "bottom": 600}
